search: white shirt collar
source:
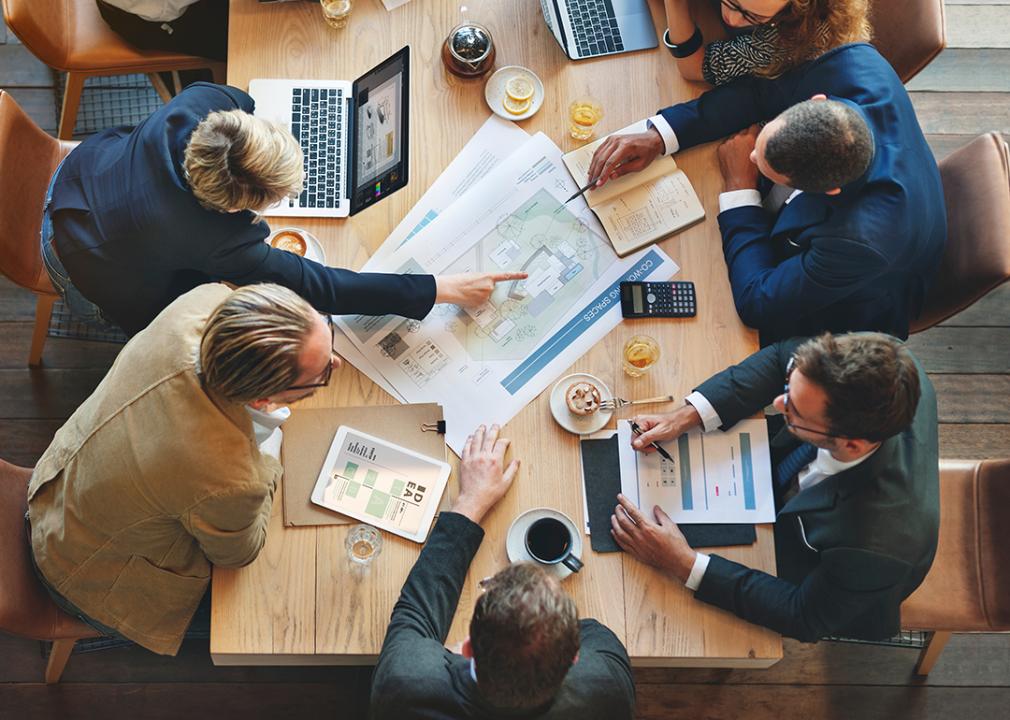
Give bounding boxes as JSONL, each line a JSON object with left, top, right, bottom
{"left": 798, "top": 445, "right": 878, "bottom": 492}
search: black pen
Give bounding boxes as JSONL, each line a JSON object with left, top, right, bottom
{"left": 564, "top": 157, "right": 639, "bottom": 205}
{"left": 629, "top": 421, "right": 674, "bottom": 462}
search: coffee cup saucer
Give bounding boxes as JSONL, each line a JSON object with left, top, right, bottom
{"left": 265, "top": 227, "right": 326, "bottom": 265}
{"left": 506, "top": 507, "right": 584, "bottom": 580}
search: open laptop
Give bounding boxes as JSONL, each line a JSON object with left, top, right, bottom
{"left": 539, "top": 0, "right": 657, "bottom": 60}
{"left": 249, "top": 46, "right": 409, "bottom": 218}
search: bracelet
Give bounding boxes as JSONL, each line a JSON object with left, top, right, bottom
{"left": 663, "top": 26, "right": 703, "bottom": 59}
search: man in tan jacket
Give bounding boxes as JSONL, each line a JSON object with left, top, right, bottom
{"left": 26, "top": 282, "right": 341, "bottom": 655}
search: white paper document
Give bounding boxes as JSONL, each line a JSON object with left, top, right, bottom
{"left": 618, "top": 419, "right": 775, "bottom": 524}
{"left": 368, "top": 115, "right": 530, "bottom": 267}
{"left": 336, "top": 133, "right": 678, "bottom": 453}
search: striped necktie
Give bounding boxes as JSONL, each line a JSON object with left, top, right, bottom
{"left": 774, "top": 442, "right": 818, "bottom": 494}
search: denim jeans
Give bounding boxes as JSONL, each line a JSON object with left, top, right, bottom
{"left": 40, "top": 163, "right": 116, "bottom": 328}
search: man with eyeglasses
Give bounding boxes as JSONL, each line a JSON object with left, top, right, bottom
{"left": 610, "top": 332, "right": 939, "bottom": 642}
{"left": 26, "top": 282, "right": 345, "bottom": 655}
{"left": 371, "top": 424, "right": 635, "bottom": 719}
{"left": 587, "top": 37, "right": 945, "bottom": 344}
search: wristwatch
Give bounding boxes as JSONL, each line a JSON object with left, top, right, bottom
{"left": 663, "top": 26, "right": 704, "bottom": 59}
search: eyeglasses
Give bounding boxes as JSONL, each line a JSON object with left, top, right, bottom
{"left": 286, "top": 314, "right": 337, "bottom": 391}
{"left": 782, "top": 357, "right": 842, "bottom": 439}
{"left": 721, "top": 0, "right": 784, "bottom": 26}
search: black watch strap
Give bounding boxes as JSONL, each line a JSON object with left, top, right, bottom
{"left": 663, "top": 26, "right": 704, "bottom": 59}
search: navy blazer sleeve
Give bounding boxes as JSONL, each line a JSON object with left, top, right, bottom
{"left": 694, "top": 338, "right": 803, "bottom": 430}
{"left": 202, "top": 227, "right": 437, "bottom": 319}
{"left": 696, "top": 548, "right": 914, "bottom": 642}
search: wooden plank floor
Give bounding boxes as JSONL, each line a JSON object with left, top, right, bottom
{"left": 2, "top": 4, "right": 1009, "bottom": 718}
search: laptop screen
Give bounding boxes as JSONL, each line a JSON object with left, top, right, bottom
{"left": 350, "top": 46, "right": 409, "bottom": 216}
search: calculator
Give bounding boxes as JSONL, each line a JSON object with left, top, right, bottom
{"left": 619, "top": 281, "right": 697, "bottom": 318}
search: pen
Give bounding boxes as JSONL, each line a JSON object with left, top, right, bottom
{"left": 564, "top": 157, "right": 639, "bottom": 204}
{"left": 629, "top": 421, "right": 674, "bottom": 463}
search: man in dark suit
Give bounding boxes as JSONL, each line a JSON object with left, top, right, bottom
{"left": 45, "top": 82, "right": 522, "bottom": 334}
{"left": 587, "top": 43, "right": 946, "bottom": 342}
{"left": 611, "top": 333, "right": 939, "bottom": 642}
{"left": 370, "top": 425, "right": 635, "bottom": 719}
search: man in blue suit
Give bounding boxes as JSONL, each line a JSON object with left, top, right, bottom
{"left": 588, "top": 43, "right": 946, "bottom": 342}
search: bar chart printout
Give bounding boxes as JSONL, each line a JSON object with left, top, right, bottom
{"left": 618, "top": 419, "right": 775, "bottom": 524}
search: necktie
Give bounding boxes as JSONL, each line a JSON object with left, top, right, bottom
{"left": 774, "top": 442, "right": 818, "bottom": 494}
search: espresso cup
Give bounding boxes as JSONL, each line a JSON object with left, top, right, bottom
{"left": 525, "top": 517, "right": 583, "bottom": 573}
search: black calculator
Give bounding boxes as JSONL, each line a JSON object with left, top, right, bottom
{"left": 619, "top": 281, "right": 697, "bottom": 318}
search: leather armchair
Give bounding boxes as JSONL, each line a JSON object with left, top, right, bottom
{"left": 1, "top": 0, "right": 225, "bottom": 138}
{"left": 869, "top": 0, "right": 946, "bottom": 83}
{"left": 901, "top": 459, "right": 1010, "bottom": 674}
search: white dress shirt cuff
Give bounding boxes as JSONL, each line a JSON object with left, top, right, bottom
{"left": 684, "top": 552, "right": 710, "bottom": 591}
{"left": 685, "top": 391, "right": 723, "bottom": 433}
{"left": 718, "top": 189, "right": 763, "bottom": 213}
{"left": 647, "top": 115, "right": 680, "bottom": 156}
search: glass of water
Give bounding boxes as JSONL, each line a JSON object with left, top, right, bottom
{"left": 321, "top": 0, "right": 353, "bottom": 29}
{"left": 345, "top": 524, "right": 383, "bottom": 565}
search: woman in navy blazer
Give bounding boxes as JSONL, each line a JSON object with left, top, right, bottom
{"left": 45, "top": 82, "right": 517, "bottom": 335}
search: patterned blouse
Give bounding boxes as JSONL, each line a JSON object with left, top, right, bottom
{"left": 702, "top": 23, "right": 785, "bottom": 86}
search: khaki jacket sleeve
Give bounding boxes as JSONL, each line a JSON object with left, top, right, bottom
{"left": 184, "top": 462, "right": 280, "bottom": 569}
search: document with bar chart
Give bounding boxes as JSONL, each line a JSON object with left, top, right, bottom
{"left": 310, "top": 426, "right": 451, "bottom": 542}
{"left": 618, "top": 419, "right": 775, "bottom": 524}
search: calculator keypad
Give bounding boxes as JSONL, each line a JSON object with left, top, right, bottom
{"left": 643, "top": 281, "right": 696, "bottom": 317}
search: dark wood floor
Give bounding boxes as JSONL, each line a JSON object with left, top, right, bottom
{"left": 3, "top": 2, "right": 1010, "bottom": 718}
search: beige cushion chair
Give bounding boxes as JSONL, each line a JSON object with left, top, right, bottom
{"left": 901, "top": 459, "right": 1010, "bottom": 675}
{"left": 911, "top": 133, "right": 1010, "bottom": 333}
{"left": 0, "top": 459, "right": 100, "bottom": 683}
{"left": 0, "top": 91, "right": 78, "bottom": 366}
{"left": 869, "top": 0, "right": 946, "bottom": 83}
{"left": 1, "top": 0, "right": 225, "bottom": 139}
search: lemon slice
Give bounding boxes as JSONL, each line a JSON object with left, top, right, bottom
{"left": 505, "top": 75, "right": 535, "bottom": 102}
{"left": 503, "top": 94, "right": 532, "bottom": 116}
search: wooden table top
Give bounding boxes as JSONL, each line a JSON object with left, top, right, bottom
{"left": 211, "top": 0, "right": 782, "bottom": 668}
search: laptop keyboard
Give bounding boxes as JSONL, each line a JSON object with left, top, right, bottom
{"left": 290, "top": 87, "right": 343, "bottom": 210}
{"left": 566, "top": 0, "right": 624, "bottom": 57}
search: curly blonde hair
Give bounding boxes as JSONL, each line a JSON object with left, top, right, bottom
{"left": 760, "top": 0, "right": 872, "bottom": 78}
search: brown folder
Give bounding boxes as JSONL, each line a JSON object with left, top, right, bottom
{"left": 281, "top": 403, "right": 448, "bottom": 527}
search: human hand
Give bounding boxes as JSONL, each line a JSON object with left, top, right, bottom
{"left": 586, "top": 129, "right": 664, "bottom": 189}
{"left": 451, "top": 424, "right": 520, "bottom": 524}
{"left": 435, "top": 272, "right": 528, "bottom": 308}
{"left": 717, "top": 125, "right": 761, "bottom": 192}
{"left": 630, "top": 405, "right": 702, "bottom": 452}
{"left": 611, "top": 494, "right": 696, "bottom": 582}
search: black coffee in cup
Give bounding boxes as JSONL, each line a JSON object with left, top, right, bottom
{"left": 526, "top": 518, "right": 572, "bottom": 563}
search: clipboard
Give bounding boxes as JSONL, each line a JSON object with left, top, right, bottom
{"left": 281, "top": 403, "right": 449, "bottom": 527}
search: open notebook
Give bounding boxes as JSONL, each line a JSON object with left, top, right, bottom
{"left": 562, "top": 120, "right": 705, "bottom": 257}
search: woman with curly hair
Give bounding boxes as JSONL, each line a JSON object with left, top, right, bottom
{"left": 662, "top": 0, "right": 872, "bottom": 86}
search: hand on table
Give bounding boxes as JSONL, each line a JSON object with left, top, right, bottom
{"left": 451, "top": 424, "right": 520, "bottom": 525}
{"left": 717, "top": 125, "right": 761, "bottom": 192}
{"left": 631, "top": 405, "right": 703, "bottom": 452}
{"left": 587, "top": 129, "right": 664, "bottom": 189}
{"left": 435, "top": 272, "right": 528, "bottom": 308}
{"left": 611, "top": 494, "right": 696, "bottom": 582}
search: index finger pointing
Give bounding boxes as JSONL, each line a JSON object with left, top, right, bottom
{"left": 489, "top": 272, "right": 528, "bottom": 282}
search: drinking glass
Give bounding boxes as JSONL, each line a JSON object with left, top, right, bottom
{"left": 568, "top": 98, "right": 603, "bottom": 140}
{"left": 622, "top": 335, "right": 660, "bottom": 377}
{"left": 321, "top": 0, "right": 353, "bottom": 29}
{"left": 345, "top": 524, "right": 383, "bottom": 565}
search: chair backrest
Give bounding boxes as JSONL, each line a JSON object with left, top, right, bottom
{"left": 0, "top": 91, "right": 66, "bottom": 294}
{"left": 0, "top": 459, "right": 94, "bottom": 640}
{"left": 902, "top": 459, "right": 1010, "bottom": 631}
{"left": 869, "top": 0, "right": 946, "bottom": 83}
{"left": 1, "top": 0, "right": 71, "bottom": 69}
{"left": 912, "top": 133, "right": 1010, "bottom": 333}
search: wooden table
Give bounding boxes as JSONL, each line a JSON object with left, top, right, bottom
{"left": 212, "top": 0, "right": 782, "bottom": 668}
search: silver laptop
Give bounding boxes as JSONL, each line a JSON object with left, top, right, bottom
{"left": 540, "top": 0, "right": 658, "bottom": 60}
{"left": 249, "top": 46, "right": 410, "bottom": 218}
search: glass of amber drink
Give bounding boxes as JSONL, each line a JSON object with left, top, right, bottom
{"left": 568, "top": 98, "right": 603, "bottom": 140}
{"left": 321, "top": 0, "right": 352, "bottom": 29}
{"left": 622, "top": 335, "right": 660, "bottom": 377}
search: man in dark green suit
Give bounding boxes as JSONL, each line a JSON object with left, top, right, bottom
{"left": 611, "top": 333, "right": 939, "bottom": 642}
